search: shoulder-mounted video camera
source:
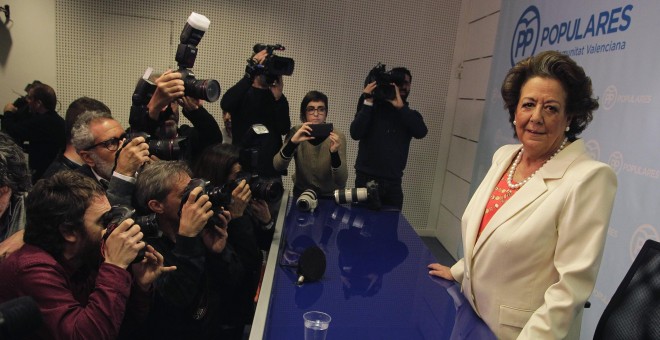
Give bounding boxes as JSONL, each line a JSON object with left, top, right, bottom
{"left": 132, "top": 12, "right": 220, "bottom": 106}
{"left": 246, "top": 43, "right": 295, "bottom": 85}
{"left": 365, "top": 63, "right": 406, "bottom": 101}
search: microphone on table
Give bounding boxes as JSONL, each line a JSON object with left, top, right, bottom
{"left": 297, "top": 246, "right": 326, "bottom": 285}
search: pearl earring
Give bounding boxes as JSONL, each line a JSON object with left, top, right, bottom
{"left": 513, "top": 120, "right": 517, "bottom": 126}
{"left": 565, "top": 126, "right": 570, "bottom": 132}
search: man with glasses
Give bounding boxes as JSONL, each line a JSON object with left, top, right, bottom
{"left": 71, "top": 111, "right": 151, "bottom": 206}
{"left": 1, "top": 82, "right": 65, "bottom": 182}
{"left": 274, "top": 90, "right": 347, "bottom": 197}
{"left": 350, "top": 67, "right": 427, "bottom": 210}
{"left": 221, "top": 48, "right": 291, "bottom": 179}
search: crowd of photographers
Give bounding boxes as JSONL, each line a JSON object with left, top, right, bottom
{"left": 0, "top": 12, "right": 427, "bottom": 340}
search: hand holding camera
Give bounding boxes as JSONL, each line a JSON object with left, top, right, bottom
{"left": 147, "top": 70, "right": 185, "bottom": 120}
{"left": 291, "top": 122, "right": 316, "bottom": 144}
{"left": 131, "top": 244, "right": 176, "bottom": 291}
{"left": 201, "top": 211, "right": 230, "bottom": 254}
{"left": 228, "top": 179, "right": 251, "bottom": 218}
{"left": 102, "top": 217, "right": 145, "bottom": 269}
{"left": 178, "top": 186, "right": 214, "bottom": 238}
{"left": 114, "top": 135, "right": 151, "bottom": 177}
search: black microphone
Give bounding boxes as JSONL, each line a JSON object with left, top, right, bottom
{"left": 297, "top": 246, "right": 326, "bottom": 285}
{"left": 0, "top": 296, "right": 43, "bottom": 339}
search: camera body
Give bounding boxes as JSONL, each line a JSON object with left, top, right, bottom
{"left": 333, "top": 180, "right": 381, "bottom": 210}
{"left": 296, "top": 189, "right": 318, "bottom": 212}
{"left": 247, "top": 43, "right": 295, "bottom": 85}
{"left": 180, "top": 178, "right": 231, "bottom": 229}
{"left": 366, "top": 63, "right": 406, "bottom": 101}
{"left": 101, "top": 205, "right": 159, "bottom": 263}
{"left": 223, "top": 170, "right": 284, "bottom": 203}
{"left": 125, "top": 131, "right": 189, "bottom": 161}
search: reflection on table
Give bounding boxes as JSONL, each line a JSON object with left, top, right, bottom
{"left": 251, "top": 198, "right": 495, "bottom": 340}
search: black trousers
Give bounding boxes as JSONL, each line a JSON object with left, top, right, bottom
{"left": 355, "top": 171, "right": 403, "bottom": 210}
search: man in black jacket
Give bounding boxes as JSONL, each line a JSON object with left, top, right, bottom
{"left": 134, "top": 160, "right": 262, "bottom": 340}
{"left": 1, "top": 83, "right": 65, "bottom": 182}
{"left": 220, "top": 49, "right": 291, "bottom": 179}
{"left": 350, "top": 67, "right": 428, "bottom": 210}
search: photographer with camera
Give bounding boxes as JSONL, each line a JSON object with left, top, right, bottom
{"left": 134, "top": 160, "right": 241, "bottom": 339}
{"left": 1, "top": 82, "right": 65, "bottom": 182}
{"left": 350, "top": 66, "right": 427, "bottom": 210}
{"left": 274, "top": 90, "right": 348, "bottom": 197}
{"left": 129, "top": 69, "right": 223, "bottom": 165}
{"left": 0, "top": 171, "right": 173, "bottom": 339}
{"left": 220, "top": 45, "right": 292, "bottom": 181}
{"left": 72, "top": 111, "right": 151, "bottom": 206}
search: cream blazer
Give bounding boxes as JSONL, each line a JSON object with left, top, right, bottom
{"left": 450, "top": 139, "right": 617, "bottom": 340}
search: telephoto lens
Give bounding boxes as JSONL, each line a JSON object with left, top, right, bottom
{"left": 333, "top": 188, "right": 368, "bottom": 204}
{"left": 297, "top": 189, "right": 318, "bottom": 212}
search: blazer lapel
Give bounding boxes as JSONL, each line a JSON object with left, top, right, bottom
{"left": 472, "top": 140, "right": 584, "bottom": 256}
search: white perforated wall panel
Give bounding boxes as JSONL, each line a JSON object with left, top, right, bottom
{"left": 55, "top": 0, "right": 461, "bottom": 232}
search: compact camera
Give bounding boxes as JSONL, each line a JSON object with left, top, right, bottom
{"left": 296, "top": 189, "right": 318, "bottom": 212}
{"left": 334, "top": 180, "right": 381, "bottom": 210}
{"left": 246, "top": 43, "right": 295, "bottom": 85}
{"left": 365, "top": 63, "right": 406, "bottom": 101}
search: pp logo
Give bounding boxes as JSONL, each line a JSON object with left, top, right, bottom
{"left": 602, "top": 85, "right": 618, "bottom": 111}
{"left": 510, "top": 6, "right": 541, "bottom": 67}
{"left": 630, "top": 224, "right": 659, "bottom": 261}
{"left": 608, "top": 151, "right": 623, "bottom": 174}
{"left": 584, "top": 139, "right": 600, "bottom": 161}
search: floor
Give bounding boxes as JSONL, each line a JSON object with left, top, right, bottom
{"left": 421, "top": 237, "right": 457, "bottom": 266}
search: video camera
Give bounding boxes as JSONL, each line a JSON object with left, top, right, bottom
{"left": 365, "top": 63, "right": 406, "bottom": 101}
{"left": 101, "top": 205, "right": 160, "bottom": 263}
{"left": 246, "top": 43, "right": 295, "bottom": 85}
{"left": 132, "top": 12, "right": 220, "bottom": 106}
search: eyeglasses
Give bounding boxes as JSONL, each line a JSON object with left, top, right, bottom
{"left": 305, "top": 106, "right": 327, "bottom": 116}
{"left": 84, "top": 134, "right": 125, "bottom": 151}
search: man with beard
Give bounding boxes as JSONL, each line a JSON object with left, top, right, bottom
{"left": 0, "top": 171, "right": 174, "bottom": 339}
{"left": 350, "top": 67, "right": 428, "bottom": 210}
{"left": 71, "top": 111, "right": 151, "bottom": 206}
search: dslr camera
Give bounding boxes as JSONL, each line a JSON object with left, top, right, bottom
{"left": 101, "top": 205, "right": 160, "bottom": 263}
{"left": 124, "top": 131, "right": 189, "bottom": 161}
{"left": 180, "top": 178, "right": 232, "bottom": 229}
{"left": 132, "top": 12, "right": 220, "bottom": 106}
{"left": 334, "top": 180, "right": 381, "bottom": 210}
{"left": 246, "top": 43, "right": 295, "bottom": 85}
{"left": 365, "top": 63, "right": 406, "bottom": 101}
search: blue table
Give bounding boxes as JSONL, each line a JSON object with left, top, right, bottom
{"left": 250, "top": 197, "right": 495, "bottom": 340}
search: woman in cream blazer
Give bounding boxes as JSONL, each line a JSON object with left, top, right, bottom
{"left": 429, "top": 51, "right": 617, "bottom": 339}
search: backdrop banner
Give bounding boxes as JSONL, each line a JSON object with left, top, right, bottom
{"left": 473, "top": 1, "right": 659, "bottom": 338}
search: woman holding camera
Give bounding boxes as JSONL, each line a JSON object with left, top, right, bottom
{"left": 273, "top": 90, "right": 348, "bottom": 197}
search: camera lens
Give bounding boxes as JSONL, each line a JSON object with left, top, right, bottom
{"left": 185, "top": 78, "right": 220, "bottom": 102}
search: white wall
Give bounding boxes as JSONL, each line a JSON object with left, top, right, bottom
{"left": 432, "top": 0, "right": 502, "bottom": 258}
{"left": 0, "top": 0, "right": 56, "bottom": 111}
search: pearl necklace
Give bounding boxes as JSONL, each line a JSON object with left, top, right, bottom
{"left": 506, "top": 138, "right": 568, "bottom": 189}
